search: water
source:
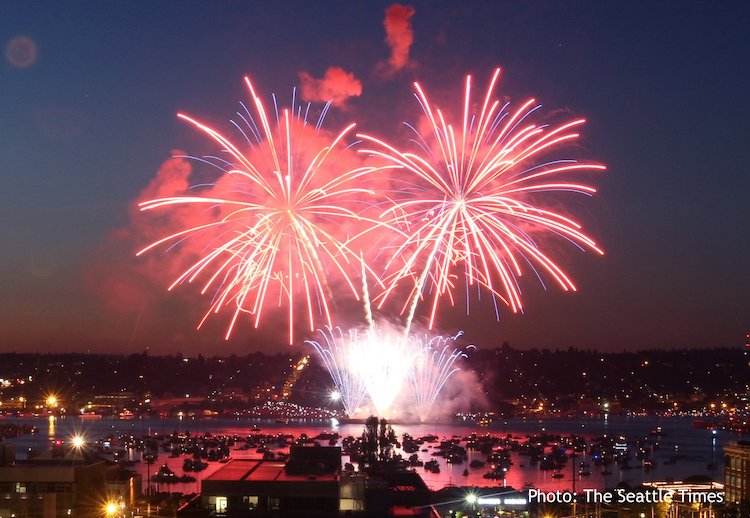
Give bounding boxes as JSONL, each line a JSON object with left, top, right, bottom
{"left": 0, "top": 415, "right": 730, "bottom": 493}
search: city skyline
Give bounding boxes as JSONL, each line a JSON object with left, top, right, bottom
{"left": 1, "top": 1, "right": 748, "bottom": 355}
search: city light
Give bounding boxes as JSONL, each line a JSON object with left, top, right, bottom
{"left": 104, "top": 501, "right": 117, "bottom": 516}
{"left": 46, "top": 395, "right": 58, "bottom": 407}
{"left": 71, "top": 435, "right": 85, "bottom": 449}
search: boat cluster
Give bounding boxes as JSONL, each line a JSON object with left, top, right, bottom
{"left": 83, "top": 425, "right": 667, "bottom": 485}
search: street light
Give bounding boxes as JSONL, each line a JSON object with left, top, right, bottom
{"left": 72, "top": 435, "right": 85, "bottom": 449}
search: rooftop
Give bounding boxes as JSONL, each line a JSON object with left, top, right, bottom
{"left": 204, "top": 459, "right": 338, "bottom": 482}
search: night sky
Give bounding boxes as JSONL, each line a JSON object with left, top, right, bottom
{"left": 2, "top": 1, "right": 748, "bottom": 355}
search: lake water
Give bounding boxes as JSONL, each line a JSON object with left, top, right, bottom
{"left": 0, "top": 415, "right": 730, "bottom": 493}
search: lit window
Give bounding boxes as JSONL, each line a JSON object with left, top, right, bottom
{"left": 242, "top": 496, "right": 259, "bottom": 509}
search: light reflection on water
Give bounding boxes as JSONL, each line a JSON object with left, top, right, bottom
{"left": 2, "top": 415, "right": 728, "bottom": 493}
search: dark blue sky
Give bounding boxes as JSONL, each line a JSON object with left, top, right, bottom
{"left": 1, "top": 1, "right": 748, "bottom": 355}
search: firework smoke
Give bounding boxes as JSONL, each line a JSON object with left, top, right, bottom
{"left": 138, "top": 77, "right": 381, "bottom": 344}
{"left": 380, "top": 4, "right": 416, "bottom": 76}
{"left": 298, "top": 66, "right": 363, "bottom": 108}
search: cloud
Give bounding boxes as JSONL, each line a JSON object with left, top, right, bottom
{"left": 379, "top": 3, "right": 416, "bottom": 77}
{"left": 298, "top": 67, "right": 363, "bottom": 108}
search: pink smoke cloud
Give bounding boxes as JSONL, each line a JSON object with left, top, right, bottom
{"left": 298, "top": 67, "right": 363, "bottom": 107}
{"left": 83, "top": 152, "right": 194, "bottom": 313}
{"left": 379, "top": 3, "right": 416, "bottom": 76}
{"left": 84, "top": 110, "right": 380, "bottom": 349}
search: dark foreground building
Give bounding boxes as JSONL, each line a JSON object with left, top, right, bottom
{"left": 178, "top": 446, "right": 437, "bottom": 517}
{"left": 0, "top": 445, "right": 108, "bottom": 518}
{"left": 199, "top": 459, "right": 339, "bottom": 515}
{"left": 725, "top": 440, "right": 750, "bottom": 505}
{"left": 180, "top": 446, "right": 342, "bottom": 517}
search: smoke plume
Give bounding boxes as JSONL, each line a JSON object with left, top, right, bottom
{"left": 298, "top": 67, "right": 363, "bottom": 108}
{"left": 378, "top": 3, "right": 416, "bottom": 77}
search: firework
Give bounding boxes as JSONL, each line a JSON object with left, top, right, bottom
{"left": 308, "top": 322, "right": 469, "bottom": 420}
{"left": 306, "top": 326, "right": 369, "bottom": 417}
{"left": 358, "top": 67, "right": 605, "bottom": 331}
{"left": 308, "top": 323, "right": 416, "bottom": 417}
{"left": 350, "top": 324, "right": 417, "bottom": 417}
{"left": 409, "top": 332, "right": 470, "bottom": 422}
{"left": 137, "top": 78, "right": 380, "bottom": 343}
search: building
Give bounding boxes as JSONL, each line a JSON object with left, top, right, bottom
{"left": 725, "top": 440, "right": 750, "bottom": 505}
{"left": 0, "top": 445, "right": 108, "bottom": 518}
{"left": 360, "top": 470, "right": 434, "bottom": 517}
{"left": 105, "top": 467, "right": 143, "bottom": 509}
{"left": 178, "top": 445, "right": 437, "bottom": 517}
{"left": 194, "top": 446, "right": 341, "bottom": 517}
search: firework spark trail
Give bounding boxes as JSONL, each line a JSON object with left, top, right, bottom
{"left": 357, "top": 67, "right": 605, "bottom": 331}
{"left": 360, "top": 253, "right": 374, "bottom": 330}
{"left": 409, "top": 332, "right": 469, "bottom": 422}
{"left": 307, "top": 322, "right": 417, "bottom": 417}
{"left": 138, "top": 77, "right": 384, "bottom": 344}
{"left": 306, "top": 326, "right": 369, "bottom": 417}
{"left": 348, "top": 324, "right": 417, "bottom": 416}
{"left": 307, "top": 321, "right": 469, "bottom": 419}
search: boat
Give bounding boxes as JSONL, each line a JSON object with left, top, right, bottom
{"left": 143, "top": 452, "right": 158, "bottom": 464}
{"left": 152, "top": 464, "right": 178, "bottom": 483}
{"left": 79, "top": 412, "right": 103, "bottom": 420}
{"left": 153, "top": 464, "right": 196, "bottom": 484}
{"left": 482, "top": 468, "right": 505, "bottom": 480}
{"left": 424, "top": 460, "right": 440, "bottom": 473}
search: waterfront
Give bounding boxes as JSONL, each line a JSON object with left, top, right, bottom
{"left": 0, "top": 415, "right": 730, "bottom": 495}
